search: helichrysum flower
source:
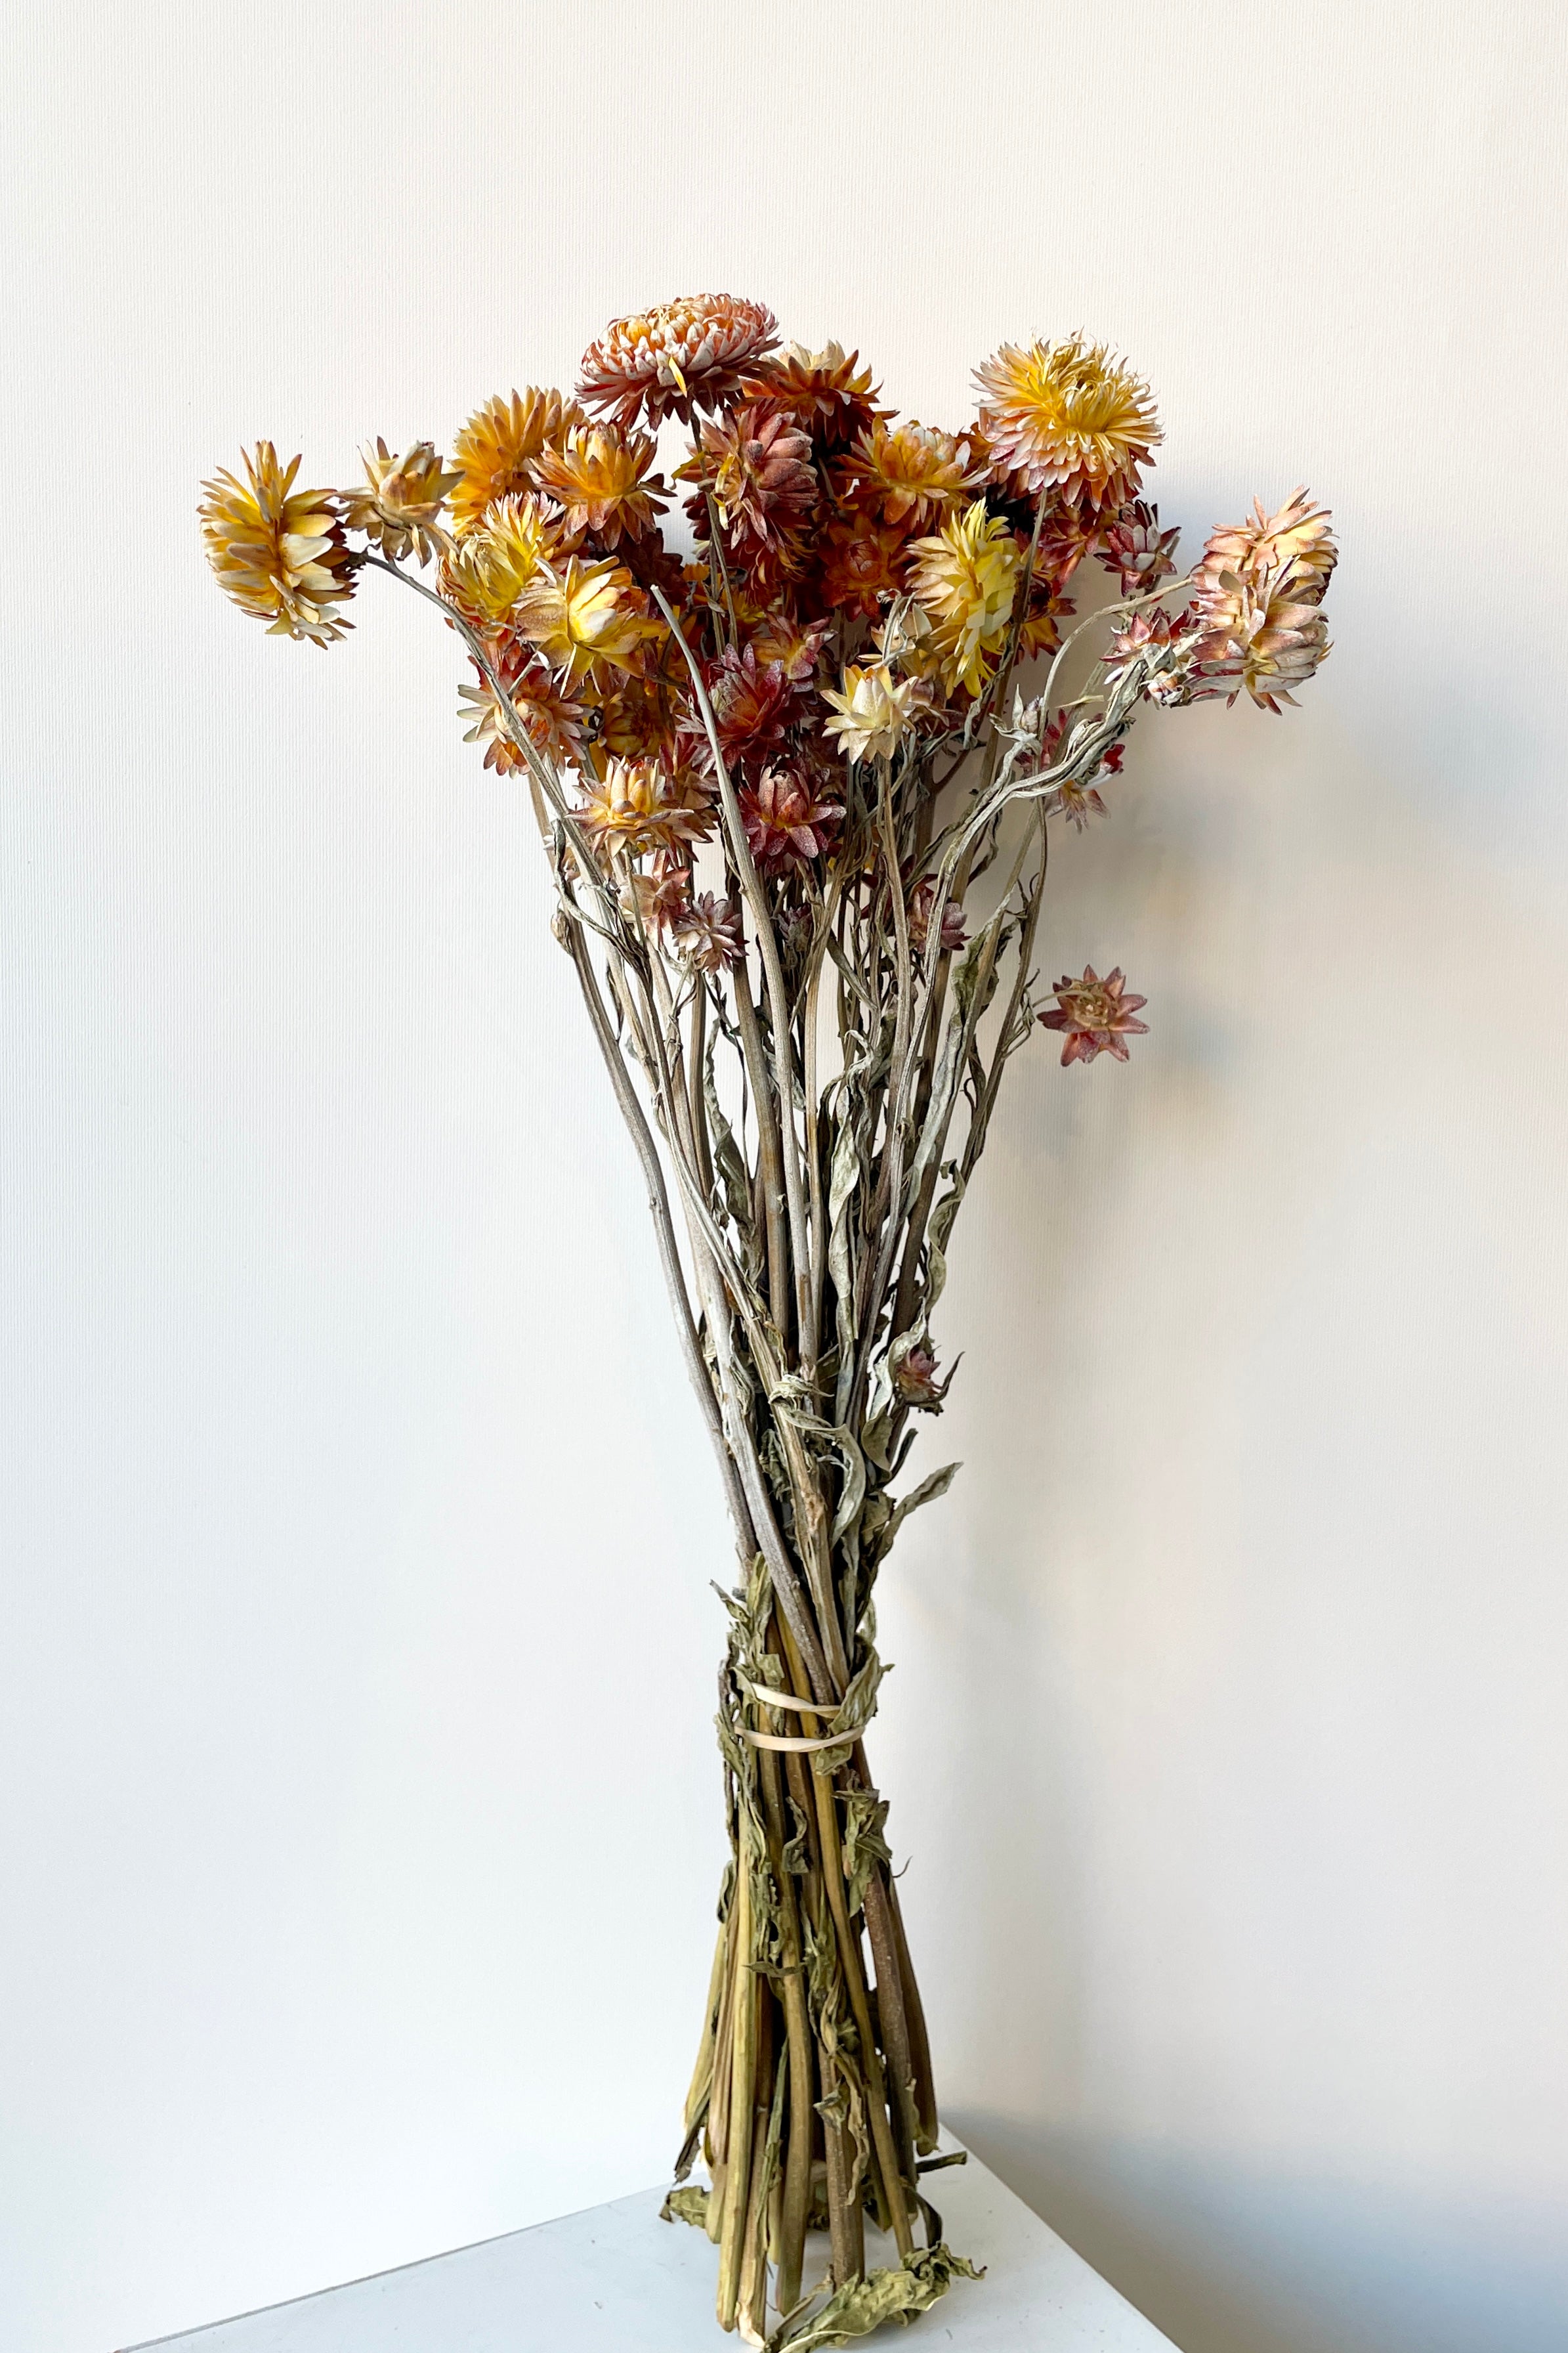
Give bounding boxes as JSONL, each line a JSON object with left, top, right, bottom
{"left": 841, "top": 420, "right": 982, "bottom": 530}
{"left": 450, "top": 389, "right": 587, "bottom": 535}
{"left": 891, "top": 1335, "right": 950, "bottom": 1408}
{"left": 690, "top": 402, "right": 816, "bottom": 545}
{"left": 818, "top": 519, "right": 910, "bottom": 616}
{"left": 1188, "top": 488, "right": 1336, "bottom": 711}
{"left": 975, "top": 334, "right": 1160, "bottom": 508}
{"left": 532, "top": 426, "right": 667, "bottom": 548}
{"left": 1097, "top": 498, "right": 1180, "bottom": 593}
{"left": 620, "top": 862, "right": 693, "bottom": 934}
{"left": 675, "top": 891, "right": 744, "bottom": 971}
{"left": 680, "top": 644, "right": 799, "bottom": 777}
{"left": 443, "top": 492, "right": 572, "bottom": 622}
{"left": 1102, "top": 604, "right": 1195, "bottom": 705}
{"left": 200, "top": 443, "right": 357, "bottom": 646}
{"left": 578, "top": 295, "right": 778, "bottom": 429}
{"left": 341, "top": 439, "right": 459, "bottom": 567}
{"left": 907, "top": 500, "right": 1024, "bottom": 697}
{"left": 515, "top": 556, "right": 659, "bottom": 680}
{"left": 740, "top": 768, "right": 843, "bottom": 870}
{"left": 457, "top": 647, "right": 586, "bottom": 773}
{"left": 744, "top": 341, "right": 881, "bottom": 452}
{"left": 907, "top": 878, "right": 968, "bottom": 955}
{"left": 574, "top": 758, "right": 715, "bottom": 859}
{"left": 1038, "top": 966, "right": 1149, "bottom": 1064}
{"left": 822, "top": 662, "right": 925, "bottom": 764}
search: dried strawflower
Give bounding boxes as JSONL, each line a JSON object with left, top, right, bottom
{"left": 975, "top": 334, "right": 1160, "bottom": 508}
{"left": 342, "top": 439, "right": 459, "bottom": 567}
{"left": 574, "top": 758, "right": 715, "bottom": 861}
{"left": 450, "top": 389, "right": 587, "bottom": 535}
{"left": 578, "top": 295, "right": 778, "bottom": 429}
{"left": 816, "top": 521, "right": 909, "bottom": 616}
{"left": 842, "top": 420, "right": 983, "bottom": 530}
{"left": 620, "top": 860, "right": 694, "bottom": 933}
{"left": 199, "top": 443, "right": 356, "bottom": 645}
{"left": 908, "top": 878, "right": 968, "bottom": 955}
{"left": 682, "top": 643, "right": 799, "bottom": 775}
{"left": 675, "top": 890, "right": 745, "bottom": 971}
{"left": 822, "top": 663, "right": 925, "bottom": 764}
{"left": 1097, "top": 499, "right": 1180, "bottom": 593}
{"left": 515, "top": 557, "right": 658, "bottom": 680}
{"left": 691, "top": 403, "right": 816, "bottom": 545}
{"left": 457, "top": 647, "right": 586, "bottom": 773}
{"left": 1039, "top": 965, "right": 1149, "bottom": 1064}
{"left": 907, "top": 500, "right": 1024, "bottom": 697}
{"left": 891, "top": 1335, "right": 952, "bottom": 1408}
{"left": 740, "top": 768, "right": 843, "bottom": 870}
{"left": 532, "top": 426, "right": 667, "bottom": 548}
{"left": 442, "top": 492, "right": 572, "bottom": 621}
{"left": 1187, "top": 488, "right": 1336, "bottom": 710}
{"left": 746, "top": 341, "right": 881, "bottom": 451}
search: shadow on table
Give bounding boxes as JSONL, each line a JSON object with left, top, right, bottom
{"left": 944, "top": 2113, "right": 1568, "bottom": 2353}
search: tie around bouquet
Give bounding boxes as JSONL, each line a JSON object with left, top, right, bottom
{"left": 201, "top": 293, "right": 1334, "bottom": 2350}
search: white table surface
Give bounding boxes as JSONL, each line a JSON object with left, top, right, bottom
{"left": 125, "top": 2146, "right": 1177, "bottom": 2352}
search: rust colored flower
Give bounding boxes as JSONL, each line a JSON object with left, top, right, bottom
{"left": 975, "top": 334, "right": 1160, "bottom": 508}
{"left": 1187, "top": 488, "right": 1336, "bottom": 711}
{"left": 675, "top": 890, "right": 745, "bottom": 971}
{"left": 740, "top": 767, "right": 843, "bottom": 871}
{"left": 515, "top": 556, "right": 660, "bottom": 680}
{"left": 1039, "top": 966, "right": 1149, "bottom": 1064}
{"left": 907, "top": 499, "right": 1024, "bottom": 697}
{"left": 1097, "top": 498, "right": 1180, "bottom": 594}
{"left": 578, "top": 294, "right": 778, "bottom": 429}
{"left": 747, "top": 613, "right": 831, "bottom": 684}
{"left": 841, "top": 419, "right": 983, "bottom": 530}
{"left": 907, "top": 878, "right": 968, "bottom": 955}
{"left": 457, "top": 645, "right": 587, "bottom": 773}
{"left": 199, "top": 442, "right": 356, "bottom": 645}
{"left": 683, "top": 643, "right": 799, "bottom": 775}
{"left": 690, "top": 402, "right": 816, "bottom": 545}
{"left": 532, "top": 425, "right": 667, "bottom": 548}
{"left": 574, "top": 758, "right": 716, "bottom": 860}
{"left": 816, "top": 519, "right": 910, "bottom": 616}
{"left": 745, "top": 341, "right": 882, "bottom": 451}
{"left": 342, "top": 438, "right": 459, "bottom": 567}
{"left": 450, "top": 389, "right": 587, "bottom": 535}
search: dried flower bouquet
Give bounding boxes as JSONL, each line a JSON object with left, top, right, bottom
{"left": 201, "top": 295, "right": 1334, "bottom": 2350}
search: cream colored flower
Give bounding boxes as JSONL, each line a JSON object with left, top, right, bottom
{"left": 822, "top": 662, "right": 925, "bottom": 763}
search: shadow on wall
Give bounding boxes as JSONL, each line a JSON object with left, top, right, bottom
{"left": 947, "top": 2113, "right": 1568, "bottom": 2353}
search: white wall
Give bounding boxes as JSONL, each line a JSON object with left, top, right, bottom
{"left": 4, "top": 5, "right": 1565, "bottom": 2348}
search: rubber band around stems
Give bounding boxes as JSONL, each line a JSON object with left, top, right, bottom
{"left": 736, "top": 1677, "right": 874, "bottom": 1754}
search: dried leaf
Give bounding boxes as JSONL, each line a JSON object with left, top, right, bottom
{"left": 766, "top": 2243, "right": 985, "bottom": 2351}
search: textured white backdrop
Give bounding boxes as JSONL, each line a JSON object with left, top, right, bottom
{"left": 4, "top": 6, "right": 1567, "bottom": 2350}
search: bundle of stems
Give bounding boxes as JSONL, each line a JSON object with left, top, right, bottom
{"left": 200, "top": 297, "right": 1334, "bottom": 2350}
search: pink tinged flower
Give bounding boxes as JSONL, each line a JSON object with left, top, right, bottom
{"left": 907, "top": 877, "right": 968, "bottom": 954}
{"left": 1038, "top": 965, "right": 1149, "bottom": 1064}
{"left": 675, "top": 891, "right": 745, "bottom": 971}
{"left": 740, "top": 768, "right": 844, "bottom": 871}
{"left": 1097, "top": 499, "right": 1181, "bottom": 592}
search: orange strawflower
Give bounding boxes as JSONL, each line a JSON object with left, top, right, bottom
{"left": 578, "top": 295, "right": 778, "bottom": 429}
{"left": 199, "top": 442, "right": 356, "bottom": 645}
{"left": 975, "top": 334, "right": 1159, "bottom": 508}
